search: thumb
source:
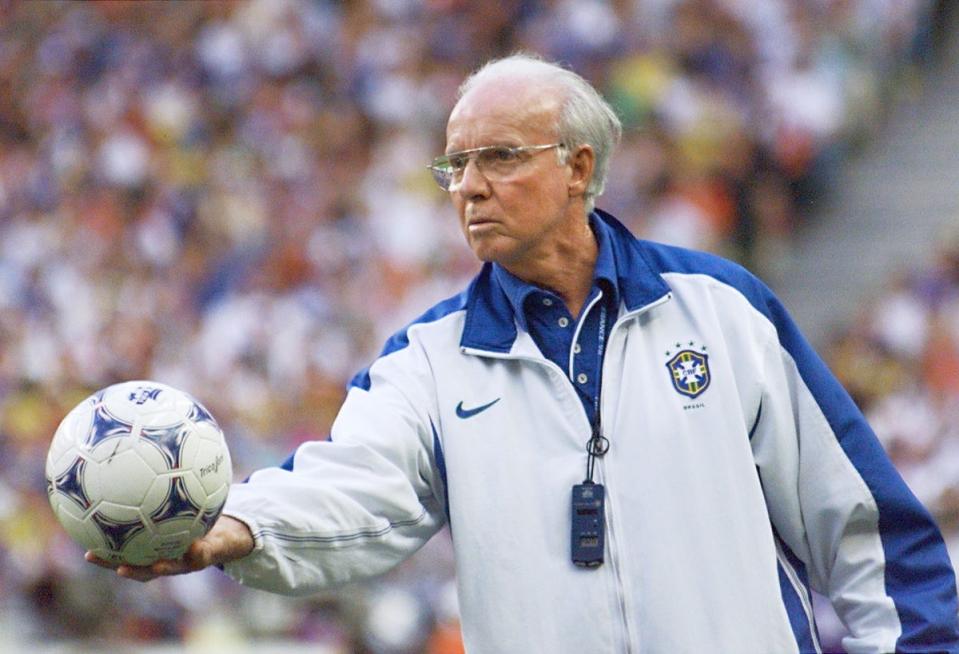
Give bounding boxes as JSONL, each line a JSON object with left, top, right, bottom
{"left": 184, "top": 515, "right": 255, "bottom": 570}
{"left": 183, "top": 536, "right": 218, "bottom": 571}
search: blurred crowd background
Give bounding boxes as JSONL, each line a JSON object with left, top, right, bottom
{"left": 0, "top": 0, "right": 954, "bottom": 652}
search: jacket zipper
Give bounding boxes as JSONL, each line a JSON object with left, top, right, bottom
{"left": 601, "top": 468, "right": 634, "bottom": 654}
{"left": 599, "top": 292, "right": 673, "bottom": 654}
{"left": 464, "top": 291, "right": 673, "bottom": 653}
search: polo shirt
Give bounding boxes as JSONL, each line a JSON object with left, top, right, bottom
{"left": 491, "top": 215, "right": 620, "bottom": 427}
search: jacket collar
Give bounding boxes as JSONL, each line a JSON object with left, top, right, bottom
{"left": 460, "top": 209, "right": 672, "bottom": 353}
{"left": 490, "top": 213, "right": 620, "bottom": 333}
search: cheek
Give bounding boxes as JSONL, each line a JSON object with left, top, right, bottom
{"left": 450, "top": 195, "right": 467, "bottom": 222}
{"left": 508, "top": 182, "right": 561, "bottom": 220}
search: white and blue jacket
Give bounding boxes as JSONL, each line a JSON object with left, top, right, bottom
{"left": 222, "top": 210, "right": 959, "bottom": 653}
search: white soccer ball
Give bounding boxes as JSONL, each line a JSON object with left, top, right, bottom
{"left": 45, "top": 380, "right": 232, "bottom": 566}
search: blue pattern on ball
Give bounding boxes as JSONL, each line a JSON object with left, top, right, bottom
{"left": 84, "top": 404, "right": 135, "bottom": 450}
{"left": 53, "top": 456, "right": 91, "bottom": 511}
{"left": 151, "top": 475, "right": 202, "bottom": 522}
{"left": 140, "top": 426, "right": 189, "bottom": 469}
{"left": 90, "top": 511, "right": 144, "bottom": 552}
{"left": 188, "top": 401, "right": 219, "bottom": 428}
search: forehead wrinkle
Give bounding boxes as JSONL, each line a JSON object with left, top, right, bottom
{"left": 447, "top": 76, "right": 564, "bottom": 150}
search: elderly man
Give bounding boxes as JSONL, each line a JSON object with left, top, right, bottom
{"left": 91, "top": 54, "right": 959, "bottom": 653}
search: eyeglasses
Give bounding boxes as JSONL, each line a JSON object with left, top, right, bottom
{"left": 427, "top": 143, "right": 564, "bottom": 191}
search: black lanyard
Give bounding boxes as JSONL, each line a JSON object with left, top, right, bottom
{"left": 584, "top": 301, "right": 609, "bottom": 483}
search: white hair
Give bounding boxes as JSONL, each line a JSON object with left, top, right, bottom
{"left": 457, "top": 53, "right": 622, "bottom": 213}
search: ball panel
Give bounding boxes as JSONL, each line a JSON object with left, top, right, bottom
{"left": 49, "top": 492, "right": 107, "bottom": 552}
{"left": 179, "top": 423, "right": 232, "bottom": 502}
{"left": 46, "top": 399, "right": 96, "bottom": 475}
{"left": 187, "top": 399, "right": 221, "bottom": 430}
{"left": 150, "top": 475, "right": 204, "bottom": 524}
{"left": 48, "top": 453, "right": 93, "bottom": 512}
{"left": 123, "top": 517, "right": 199, "bottom": 565}
{"left": 85, "top": 402, "right": 139, "bottom": 451}
{"left": 47, "top": 443, "right": 84, "bottom": 483}
{"left": 139, "top": 425, "right": 190, "bottom": 469}
{"left": 83, "top": 442, "right": 170, "bottom": 518}
{"left": 100, "top": 381, "right": 196, "bottom": 428}
{"left": 89, "top": 507, "right": 146, "bottom": 551}
{"left": 197, "top": 484, "right": 230, "bottom": 532}
{"left": 92, "top": 501, "right": 142, "bottom": 525}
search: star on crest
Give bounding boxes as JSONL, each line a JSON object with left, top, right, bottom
{"left": 665, "top": 340, "right": 708, "bottom": 358}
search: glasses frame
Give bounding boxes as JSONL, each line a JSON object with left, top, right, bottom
{"left": 427, "top": 143, "right": 565, "bottom": 191}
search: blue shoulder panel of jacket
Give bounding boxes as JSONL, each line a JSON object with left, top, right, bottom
{"left": 349, "top": 284, "right": 473, "bottom": 391}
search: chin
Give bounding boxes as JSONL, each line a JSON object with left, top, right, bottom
{"left": 469, "top": 242, "right": 510, "bottom": 265}
{"left": 466, "top": 231, "right": 523, "bottom": 267}
{"left": 471, "top": 248, "right": 499, "bottom": 264}
{"left": 467, "top": 238, "right": 500, "bottom": 263}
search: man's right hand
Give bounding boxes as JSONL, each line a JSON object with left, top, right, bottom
{"left": 85, "top": 515, "right": 255, "bottom": 582}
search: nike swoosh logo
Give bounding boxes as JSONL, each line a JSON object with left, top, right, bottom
{"left": 455, "top": 398, "right": 501, "bottom": 419}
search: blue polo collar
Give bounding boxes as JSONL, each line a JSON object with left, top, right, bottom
{"left": 460, "top": 209, "right": 672, "bottom": 353}
{"left": 490, "top": 213, "right": 619, "bottom": 332}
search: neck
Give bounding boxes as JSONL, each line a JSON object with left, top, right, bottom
{"left": 502, "top": 217, "right": 598, "bottom": 318}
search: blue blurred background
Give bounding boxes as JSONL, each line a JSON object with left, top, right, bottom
{"left": 1, "top": 1, "right": 957, "bottom": 652}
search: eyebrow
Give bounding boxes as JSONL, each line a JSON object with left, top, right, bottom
{"left": 444, "top": 142, "right": 522, "bottom": 155}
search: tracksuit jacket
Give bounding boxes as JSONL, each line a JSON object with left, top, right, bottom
{"left": 222, "top": 209, "right": 959, "bottom": 653}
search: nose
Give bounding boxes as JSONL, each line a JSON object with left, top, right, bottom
{"left": 452, "top": 156, "right": 491, "bottom": 200}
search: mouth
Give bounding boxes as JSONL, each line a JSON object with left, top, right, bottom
{"left": 467, "top": 222, "right": 497, "bottom": 237}
{"left": 466, "top": 217, "right": 497, "bottom": 232}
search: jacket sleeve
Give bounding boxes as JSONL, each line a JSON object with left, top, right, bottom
{"left": 749, "top": 291, "right": 959, "bottom": 653}
{"left": 219, "top": 337, "right": 447, "bottom": 596}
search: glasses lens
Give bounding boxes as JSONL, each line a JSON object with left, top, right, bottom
{"left": 429, "top": 165, "right": 453, "bottom": 191}
{"left": 477, "top": 147, "right": 520, "bottom": 177}
{"left": 427, "top": 153, "right": 454, "bottom": 190}
{"left": 429, "top": 144, "right": 557, "bottom": 191}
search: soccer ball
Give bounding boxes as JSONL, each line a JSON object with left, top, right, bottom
{"left": 45, "top": 380, "right": 232, "bottom": 566}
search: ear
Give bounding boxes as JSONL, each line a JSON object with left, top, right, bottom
{"left": 566, "top": 144, "right": 595, "bottom": 201}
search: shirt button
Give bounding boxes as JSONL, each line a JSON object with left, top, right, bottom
{"left": 573, "top": 343, "right": 581, "bottom": 354}
{"left": 542, "top": 298, "right": 553, "bottom": 306}
{"left": 558, "top": 317, "right": 569, "bottom": 327}
{"left": 577, "top": 373, "right": 588, "bottom": 384}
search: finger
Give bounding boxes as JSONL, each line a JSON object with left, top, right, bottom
{"left": 116, "top": 558, "right": 184, "bottom": 581}
{"left": 151, "top": 557, "right": 195, "bottom": 575}
{"left": 85, "top": 551, "right": 120, "bottom": 570}
{"left": 116, "top": 564, "right": 162, "bottom": 583}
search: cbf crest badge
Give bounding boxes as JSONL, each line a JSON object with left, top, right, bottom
{"left": 666, "top": 347, "right": 710, "bottom": 399}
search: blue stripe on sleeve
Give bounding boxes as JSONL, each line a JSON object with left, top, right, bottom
{"left": 641, "top": 240, "right": 959, "bottom": 648}
{"left": 763, "top": 290, "right": 959, "bottom": 650}
{"left": 774, "top": 528, "right": 822, "bottom": 653}
{"left": 431, "top": 419, "right": 451, "bottom": 528}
